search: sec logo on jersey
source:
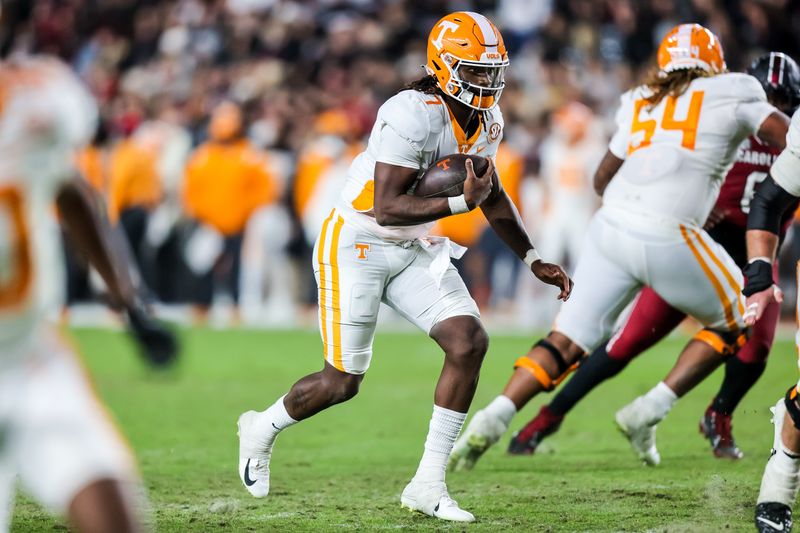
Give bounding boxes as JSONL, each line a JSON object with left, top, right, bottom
{"left": 489, "top": 122, "right": 502, "bottom": 142}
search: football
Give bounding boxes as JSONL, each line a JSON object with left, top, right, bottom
{"left": 413, "top": 154, "right": 490, "bottom": 198}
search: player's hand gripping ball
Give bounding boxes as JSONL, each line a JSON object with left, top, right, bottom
{"left": 414, "top": 154, "right": 494, "bottom": 209}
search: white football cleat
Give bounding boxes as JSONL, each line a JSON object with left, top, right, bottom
{"left": 615, "top": 399, "right": 661, "bottom": 466}
{"left": 238, "top": 410, "right": 273, "bottom": 498}
{"left": 401, "top": 479, "right": 475, "bottom": 522}
{"left": 448, "top": 409, "right": 508, "bottom": 472}
{"left": 757, "top": 397, "right": 800, "bottom": 506}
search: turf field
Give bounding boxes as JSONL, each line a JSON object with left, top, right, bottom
{"left": 9, "top": 326, "right": 798, "bottom": 531}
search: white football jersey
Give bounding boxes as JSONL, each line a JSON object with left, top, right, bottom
{"left": 0, "top": 57, "right": 97, "bottom": 361}
{"left": 336, "top": 89, "right": 504, "bottom": 241}
{"left": 603, "top": 73, "right": 776, "bottom": 228}
{"left": 771, "top": 109, "right": 800, "bottom": 196}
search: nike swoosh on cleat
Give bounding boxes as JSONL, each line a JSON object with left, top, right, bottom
{"left": 434, "top": 503, "right": 440, "bottom": 513}
{"left": 243, "top": 458, "right": 257, "bottom": 486}
{"left": 272, "top": 422, "right": 279, "bottom": 430}
{"left": 757, "top": 516, "right": 785, "bottom": 531}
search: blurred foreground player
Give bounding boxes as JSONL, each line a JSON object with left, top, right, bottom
{"left": 0, "top": 56, "right": 172, "bottom": 533}
{"left": 450, "top": 24, "right": 789, "bottom": 471}
{"left": 748, "top": 113, "right": 800, "bottom": 531}
{"left": 508, "top": 52, "right": 800, "bottom": 461}
{"left": 237, "top": 12, "right": 571, "bottom": 523}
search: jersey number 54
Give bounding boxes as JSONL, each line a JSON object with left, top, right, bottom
{"left": 629, "top": 91, "right": 705, "bottom": 154}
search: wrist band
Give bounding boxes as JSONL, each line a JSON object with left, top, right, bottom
{"left": 742, "top": 259, "right": 773, "bottom": 297}
{"left": 524, "top": 248, "right": 541, "bottom": 268}
{"left": 448, "top": 194, "right": 469, "bottom": 214}
{"left": 748, "top": 256, "right": 773, "bottom": 265}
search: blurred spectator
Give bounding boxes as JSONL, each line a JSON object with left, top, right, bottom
{"left": 4, "top": 0, "right": 800, "bottom": 322}
{"left": 520, "top": 101, "right": 604, "bottom": 326}
{"left": 183, "top": 101, "right": 280, "bottom": 320}
{"left": 537, "top": 101, "right": 604, "bottom": 272}
{"left": 108, "top": 123, "right": 164, "bottom": 278}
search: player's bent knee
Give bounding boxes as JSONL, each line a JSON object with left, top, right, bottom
{"left": 514, "top": 334, "right": 583, "bottom": 391}
{"left": 693, "top": 328, "right": 747, "bottom": 357}
{"left": 439, "top": 319, "right": 489, "bottom": 369}
{"left": 322, "top": 371, "right": 363, "bottom": 404}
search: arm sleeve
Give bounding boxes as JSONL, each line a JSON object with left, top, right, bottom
{"left": 607, "top": 94, "right": 631, "bottom": 160}
{"left": 747, "top": 174, "right": 799, "bottom": 233}
{"left": 376, "top": 125, "right": 422, "bottom": 169}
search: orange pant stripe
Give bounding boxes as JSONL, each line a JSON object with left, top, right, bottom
{"left": 329, "top": 215, "right": 345, "bottom": 371}
{"left": 692, "top": 229, "right": 745, "bottom": 317}
{"left": 317, "top": 210, "right": 335, "bottom": 360}
{"left": 680, "top": 225, "right": 736, "bottom": 331}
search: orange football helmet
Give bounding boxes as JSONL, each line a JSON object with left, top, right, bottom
{"left": 657, "top": 23, "right": 726, "bottom": 74}
{"left": 426, "top": 12, "right": 509, "bottom": 111}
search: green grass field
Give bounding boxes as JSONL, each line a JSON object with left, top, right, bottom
{"left": 9, "top": 326, "right": 798, "bottom": 532}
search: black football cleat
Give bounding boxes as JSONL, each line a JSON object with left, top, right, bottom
{"left": 507, "top": 405, "right": 563, "bottom": 455}
{"left": 699, "top": 406, "right": 743, "bottom": 459}
{"left": 755, "top": 502, "right": 793, "bottom": 532}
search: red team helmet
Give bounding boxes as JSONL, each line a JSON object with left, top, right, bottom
{"left": 657, "top": 23, "right": 726, "bottom": 74}
{"left": 426, "top": 12, "right": 509, "bottom": 111}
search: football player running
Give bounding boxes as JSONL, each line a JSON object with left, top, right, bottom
{"left": 0, "top": 56, "right": 161, "bottom": 532}
{"left": 450, "top": 24, "right": 789, "bottom": 471}
{"left": 505, "top": 52, "right": 800, "bottom": 462}
{"left": 746, "top": 95, "right": 800, "bottom": 533}
{"left": 236, "top": 12, "right": 571, "bottom": 523}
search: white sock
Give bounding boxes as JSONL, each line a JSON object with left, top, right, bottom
{"left": 414, "top": 405, "right": 467, "bottom": 483}
{"left": 261, "top": 395, "right": 298, "bottom": 444}
{"left": 758, "top": 443, "right": 800, "bottom": 505}
{"left": 483, "top": 395, "right": 517, "bottom": 427}
{"left": 642, "top": 382, "right": 678, "bottom": 423}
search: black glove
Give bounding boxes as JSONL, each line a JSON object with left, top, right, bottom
{"left": 125, "top": 302, "right": 179, "bottom": 367}
{"left": 742, "top": 259, "right": 773, "bottom": 297}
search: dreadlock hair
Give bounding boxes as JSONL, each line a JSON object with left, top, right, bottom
{"left": 401, "top": 74, "right": 441, "bottom": 95}
{"left": 642, "top": 67, "right": 714, "bottom": 108}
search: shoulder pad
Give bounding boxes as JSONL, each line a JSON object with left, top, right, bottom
{"left": 708, "top": 72, "right": 767, "bottom": 102}
{"left": 485, "top": 105, "right": 505, "bottom": 129}
{"left": 378, "top": 90, "right": 446, "bottom": 151}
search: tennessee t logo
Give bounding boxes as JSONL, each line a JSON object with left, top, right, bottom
{"left": 355, "top": 243, "right": 370, "bottom": 260}
{"left": 431, "top": 20, "right": 459, "bottom": 51}
{"left": 437, "top": 158, "right": 451, "bottom": 171}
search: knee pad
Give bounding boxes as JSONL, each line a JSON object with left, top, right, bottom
{"left": 785, "top": 386, "right": 800, "bottom": 431}
{"left": 693, "top": 328, "right": 747, "bottom": 357}
{"left": 514, "top": 335, "right": 582, "bottom": 391}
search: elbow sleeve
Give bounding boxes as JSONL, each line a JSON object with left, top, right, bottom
{"left": 747, "top": 175, "right": 798, "bottom": 235}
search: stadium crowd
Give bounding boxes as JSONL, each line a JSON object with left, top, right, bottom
{"left": 1, "top": 0, "right": 799, "bottom": 326}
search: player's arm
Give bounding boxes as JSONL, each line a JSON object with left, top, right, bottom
{"left": 57, "top": 177, "right": 178, "bottom": 365}
{"left": 593, "top": 92, "right": 630, "bottom": 197}
{"left": 373, "top": 158, "right": 492, "bottom": 226}
{"left": 593, "top": 150, "right": 624, "bottom": 196}
{"left": 742, "top": 112, "right": 800, "bottom": 324}
{"left": 755, "top": 111, "right": 790, "bottom": 150}
{"left": 480, "top": 173, "right": 573, "bottom": 301}
{"left": 57, "top": 177, "right": 138, "bottom": 307}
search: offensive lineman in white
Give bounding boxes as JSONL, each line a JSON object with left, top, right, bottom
{"left": 236, "top": 12, "right": 571, "bottom": 523}
{"left": 450, "top": 23, "right": 789, "bottom": 471}
{"left": 745, "top": 109, "right": 800, "bottom": 532}
{"left": 0, "top": 57, "right": 150, "bottom": 532}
